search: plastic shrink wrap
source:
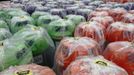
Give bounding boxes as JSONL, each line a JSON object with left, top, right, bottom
{"left": 0, "top": 64, "right": 56, "bottom": 75}
{"left": 50, "top": 8, "right": 67, "bottom": 18}
{"left": 95, "top": 7, "right": 111, "bottom": 12}
{"left": 31, "top": 11, "right": 50, "bottom": 25}
{"left": 106, "top": 22, "right": 134, "bottom": 42}
{"left": 0, "top": 20, "right": 12, "bottom": 41}
{"left": 129, "top": 10, "right": 134, "bottom": 14}
{"left": 89, "top": 1, "right": 104, "bottom": 7}
{"left": 47, "top": 19, "right": 75, "bottom": 40}
{"left": 0, "top": 20, "right": 9, "bottom": 30}
{"left": 76, "top": 9, "right": 93, "bottom": 20}
{"left": 65, "top": 6, "right": 79, "bottom": 15}
{"left": 63, "top": 56, "right": 128, "bottom": 75}
{"left": 74, "top": 21, "right": 105, "bottom": 50}
{"left": 64, "top": 15, "right": 86, "bottom": 26}
{"left": 121, "top": 13, "right": 134, "bottom": 23}
{"left": 0, "top": 28, "right": 12, "bottom": 41}
{"left": 11, "top": 25, "right": 55, "bottom": 67}
{"left": 90, "top": 16, "right": 114, "bottom": 30}
{"left": 123, "top": 2, "right": 134, "bottom": 10}
{"left": 0, "top": 39, "right": 33, "bottom": 71}
{"left": 109, "top": 8, "right": 127, "bottom": 21}
{"left": 10, "top": 15, "right": 34, "bottom": 33}
{"left": 103, "top": 41, "right": 134, "bottom": 75}
{"left": 0, "top": 10, "right": 7, "bottom": 22}
{"left": 99, "top": 3, "right": 114, "bottom": 8}
{"left": 54, "top": 37, "right": 101, "bottom": 75}
{"left": 0, "top": 8, "right": 28, "bottom": 22}
{"left": 103, "top": 0, "right": 133, "bottom": 3}
{"left": 88, "top": 11, "right": 109, "bottom": 20}
{"left": 0, "top": 1, "right": 11, "bottom": 9}
{"left": 5, "top": 8, "right": 29, "bottom": 25}
{"left": 37, "top": 15, "right": 61, "bottom": 29}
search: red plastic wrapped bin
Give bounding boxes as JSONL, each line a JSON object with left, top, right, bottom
{"left": 54, "top": 37, "right": 101, "bottom": 75}
{"left": 63, "top": 56, "right": 128, "bottom": 75}
{"left": 103, "top": 41, "right": 134, "bottom": 75}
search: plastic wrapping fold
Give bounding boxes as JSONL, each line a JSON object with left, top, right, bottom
{"left": 63, "top": 56, "right": 128, "bottom": 75}
{"left": 106, "top": 22, "right": 134, "bottom": 42}
{"left": 90, "top": 16, "right": 114, "bottom": 30}
{"left": 121, "top": 13, "right": 134, "bottom": 23}
{"left": 54, "top": 37, "right": 101, "bottom": 75}
{"left": 74, "top": 21, "right": 105, "bottom": 50}
{"left": 47, "top": 19, "right": 75, "bottom": 40}
{"left": 12, "top": 25, "right": 55, "bottom": 67}
{"left": 0, "top": 28, "right": 12, "bottom": 41}
{"left": 0, "top": 64, "right": 56, "bottom": 75}
{"left": 10, "top": 15, "right": 34, "bottom": 34}
{"left": 103, "top": 41, "right": 134, "bottom": 75}
{"left": 0, "top": 39, "right": 33, "bottom": 71}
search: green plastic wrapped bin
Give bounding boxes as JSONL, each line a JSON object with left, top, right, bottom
{"left": 37, "top": 15, "right": 61, "bottom": 28}
{"left": 0, "top": 39, "right": 33, "bottom": 71}
{"left": 64, "top": 15, "right": 85, "bottom": 26}
{"left": 12, "top": 25, "right": 55, "bottom": 67}
{"left": 47, "top": 19, "right": 75, "bottom": 40}
{"left": 32, "top": 11, "right": 50, "bottom": 25}
{"left": 10, "top": 15, "right": 34, "bottom": 33}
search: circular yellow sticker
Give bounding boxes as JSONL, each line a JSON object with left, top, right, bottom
{"left": 15, "top": 70, "right": 32, "bottom": 75}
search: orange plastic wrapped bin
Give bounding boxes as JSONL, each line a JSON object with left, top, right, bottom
{"left": 90, "top": 16, "right": 114, "bottom": 30}
{"left": 54, "top": 37, "right": 101, "bottom": 75}
{"left": 121, "top": 13, "right": 134, "bottom": 23}
{"left": 103, "top": 41, "right": 134, "bottom": 75}
{"left": 88, "top": 11, "right": 109, "bottom": 20}
{"left": 63, "top": 56, "right": 128, "bottom": 75}
{"left": 106, "top": 22, "right": 134, "bottom": 42}
{"left": 74, "top": 21, "right": 105, "bottom": 49}
{"left": 109, "top": 8, "right": 127, "bottom": 21}
{"left": 0, "top": 64, "right": 56, "bottom": 75}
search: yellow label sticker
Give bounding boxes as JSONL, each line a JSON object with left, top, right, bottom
{"left": 20, "top": 16, "right": 25, "bottom": 19}
{"left": 15, "top": 70, "right": 32, "bottom": 75}
{"left": 31, "top": 27, "right": 38, "bottom": 31}
{"left": 95, "top": 60, "right": 107, "bottom": 66}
